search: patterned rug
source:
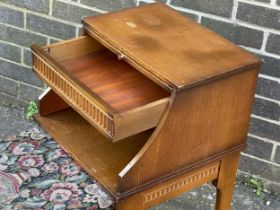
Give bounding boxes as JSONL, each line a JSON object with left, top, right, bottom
{"left": 0, "top": 128, "right": 114, "bottom": 210}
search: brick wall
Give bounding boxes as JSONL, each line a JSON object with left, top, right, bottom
{"left": 0, "top": 0, "right": 279, "bottom": 190}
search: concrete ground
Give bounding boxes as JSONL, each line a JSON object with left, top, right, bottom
{"left": 0, "top": 104, "right": 279, "bottom": 210}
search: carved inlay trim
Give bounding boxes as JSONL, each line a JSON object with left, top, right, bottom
{"left": 144, "top": 164, "right": 219, "bottom": 203}
{"left": 33, "top": 52, "right": 114, "bottom": 136}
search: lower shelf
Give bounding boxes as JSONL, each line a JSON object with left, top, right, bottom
{"left": 35, "top": 108, "right": 153, "bottom": 197}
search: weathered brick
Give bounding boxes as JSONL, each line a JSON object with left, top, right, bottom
{"left": 49, "top": 38, "right": 61, "bottom": 44}
{"left": 80, "top": 0, "right": 135, "bottom": 11}
{"left": 0, "top": 24, "right": 47, "bottom": 47}
{"left": 53, "top": 0, "right": 99, "bottom": 24}
{"left": 1, "top": 0, "right": 49, "bottom": 14}
{"left": 237, "top": 3, "right": 280, "bottom": 30}
{"left": 245, "top": 136, "right": 273, "bottom": 160}
{"left": 172, "top": 0, "right": 233, "bottom": 18}
{"left": 275, "top": 146, "right": 280, "bottom": 164}
{"left": 249, "top": 117, "right": 280, "bottom": 142}
{"left": 201, "top": 18, "right": 263, "bottom": 49}
{"left": 0, "top": 6, "right": 24, "bottom": 27}
{"left": 139, "top": 1, "right": 198, "bottom": 21}
{"left": 23, "top": 48, "right": 32, "bottom": 66}
{"left": 256, "top": 77, "right": 280, "bottom": 100}
{"left": 0, "top": 42, "right": 21, "bottom": 63}
{"left": 0, "top": 76, "right": 18, "bottom": 96}
{"left": 19, "top": 83, "right": 43, "bottom": 101}
{"left": 257, "top": 54, "right": 280, "bottom": 78}
{"left": 0, "top": 91, "right": 17, "bottom": 106}
{"left": 266, "top": 33, "right": 280, "bottom": 56}
{"left": 239, "top": 155, "right": 280, "bottom": 183}
{"left": 27, "top": 14, "right": 76, "bottom": 39}
{"left": 252, "top": 98, "right": 280, "bottom": 121}
{"left": 0, "top": 60, "right": 43, "bottom": 87}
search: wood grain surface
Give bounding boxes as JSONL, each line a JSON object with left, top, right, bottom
{"left": 35, "top": 108, "right": 153, "bottom": 197}
{"left": 116, "top": 161, "right": 220, "bottom": 210}
{"left": 33, "top": 3, "right": 262, "bottom": 209}
{"left": 32, "top": 36, "right": 170, "bottom": 141}
{"left": 83, "top": 3, "right": 261, "bottom": 90}
{"left": 59, "top": 49, "right": 169, "bottom": 112}
{"left": 215, "top": 152, "right": 240, "bottom": 210}
{"left": 38, "top": 88, "right": 69, "bottom": 115}
{"left": 119, "top": 67, "right": 259, "bottom": 192}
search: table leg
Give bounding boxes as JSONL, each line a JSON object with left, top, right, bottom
{"left": 215, "top": 152, "right": 240, "bottom": 210}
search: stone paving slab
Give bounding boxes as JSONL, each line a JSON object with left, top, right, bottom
{"left": 0, "top": 105, "right": 279, "bottom": 210}
{"left": 0, "top": 104, "right": 36, "bottom": 139}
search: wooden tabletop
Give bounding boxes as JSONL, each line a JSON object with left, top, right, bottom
{"left": 82, "top": 3, "right": 261, "bottom": 90}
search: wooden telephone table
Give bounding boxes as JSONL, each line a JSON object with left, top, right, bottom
{"left": 31, "top": 3, "right": 261, "bottom": 210}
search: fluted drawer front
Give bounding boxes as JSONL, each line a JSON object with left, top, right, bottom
{"left": 32, "top": 51, "right": 114, "bottom": 137}
{"left": 31, "top": 36, "right": 170, "bottom": 142}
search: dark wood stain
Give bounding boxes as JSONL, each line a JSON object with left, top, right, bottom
{"left": 83, "top": 2, "right": 261, "bottom": 89}
{"left": 129, "top": 35, "right": 161, "bottom": 50}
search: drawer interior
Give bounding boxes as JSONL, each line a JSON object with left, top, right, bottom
{"left": 46, "top": 36, "right": 170, "bottom": 113}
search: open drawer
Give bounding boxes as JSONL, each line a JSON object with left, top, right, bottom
{"left": 31, "top": 36, "right": 170, "bottom": 141}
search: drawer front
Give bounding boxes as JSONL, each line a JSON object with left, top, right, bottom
{"left": 32, "top": 49, "right": 114, "bottom": 138}
{"left": 31, "top": 36, "right": 170, "bottom": 141}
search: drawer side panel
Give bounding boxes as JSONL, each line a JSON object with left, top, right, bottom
{"left": 32, "top": 51, "right": 114, "bottom": 138}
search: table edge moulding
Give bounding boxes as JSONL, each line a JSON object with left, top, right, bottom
{"left": 31, "top": 2, "right": 262, "bottom": 210}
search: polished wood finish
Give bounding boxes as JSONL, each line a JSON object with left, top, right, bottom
{"left": 215, "top": 152, "right": 240, "bottom": 210}
{"left": 119, "top": 67, "right": 259, "bottom": 193}
{"left": 47, "top": 36, "right": 104, "bottom": 61}
{"left": 83, "top": 2, "right": 261, "bottom": 90}
{"left": 59, "top": 49, "right": 169, "bottom": 112}
{"left": 35, "top": 107, "right": 243, "bottom": 209}
{"left": 38, "top": 87, "right": 69, "bottom": 115}
{"left": 32, "top": 36, "right": 170, "bottom": 141}
{"left": 32, "top": 45, "right": 115, "bottom": 139}
{"left": 33, "top": 3, "right": 262, "bottom": 210}
{"left": 35, "top": 108, "right": 152, "bottom": 196}
{"left": 116, "top": 161, "right": 220, "bottom": 210}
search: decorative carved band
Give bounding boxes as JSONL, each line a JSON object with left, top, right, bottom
{"left": 144, "top": 164, "right": 219, "bottom": 203}
{"left": 32, "top": 52, "right": 114, "bottom": 136}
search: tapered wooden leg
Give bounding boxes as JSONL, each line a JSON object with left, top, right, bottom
{"left": 215, "top": 152, "right": 240, "bottom": 210}
{"left": 38, "top": 87, "right": 69, "bottom": 115}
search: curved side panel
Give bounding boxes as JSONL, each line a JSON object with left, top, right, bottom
{"left": 118, "top": 67, "right": 259, "bottom": 193}
{"left": 118, "top": 91, "right": 177, "bottom": 189}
